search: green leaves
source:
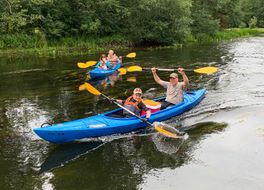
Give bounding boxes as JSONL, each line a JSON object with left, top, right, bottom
{"left": 0, "top": 0, "right": 263, "bottom": 49}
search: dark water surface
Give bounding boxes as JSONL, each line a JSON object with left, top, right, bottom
{"left": 0, "top": 37, "right": 264, "bottom": 190}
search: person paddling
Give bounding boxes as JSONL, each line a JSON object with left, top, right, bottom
{"left": 107, "top": 49, "right": 122, "bottom": 67}
{"left": 151, "top": 67, "right": 189, "bottom": 109}
{"left": 96, "top": 54, "right": 111, "bottom": 70}
{"left": 116, "top": 88, "right": 151, "bottom": 120}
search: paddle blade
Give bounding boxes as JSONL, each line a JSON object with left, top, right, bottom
{"left": 153, "top": 122, "right": 184, "bottom": 138}
{"left": 79, "top": 84, "right": 86, "bottom": 91}
{"left": 118, "top": 68, "right": 127, "bottom": 75}
{"left": 127, "top": 66, "right": 142, "bottom": 72}
{"left": 84, "top": 83, "right": 101, "bottom": 96}
{"left": 193, "top": 66, "right": 218, "bottom": 74}
{"left": 86, "top": 61, "right": 97, "bottom": 67}
{"left": 126, "top": 52, "right": 136, "bottom": 58}
{"left": 154, "top": 126, "right": 178, "bottom": 138}
{"left": 127, "top": 76, "right": 137, "bottom": 82}
{"left": 77, "top": 62, "right": 88, "bottom": 69}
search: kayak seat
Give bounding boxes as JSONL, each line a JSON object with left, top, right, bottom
{"left": 141, "top": 99, "right": 161, "bottom": 115}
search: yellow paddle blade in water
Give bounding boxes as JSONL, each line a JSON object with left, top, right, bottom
{"left": 84, "top": 83, "right": 101, "bottom": 96}
{"left": 127, "top": 76, "right": 137, "bottom": 82}
{"left": 77, "top": 61, "right": 97, "bottom": 68}
{"left": 127, "top": 66, "right": 142, "bottom": 72}
{"left": 118, "top": 68, "right": 127, "bottom": 75}
{"left": 77, "top": 62, "right": 88, "bottom": 69}
{"left": 153, "top": 122, "right": 185, "bottom": 138}
{"left": 154, "top": 125, "right": 178, "bottom": 138}
{"left": 193, "top": 66, "right": 218, "bottom": 74}
{"left": 126, "top": 52, "right": 136, "bottom": 58}
{"left": 78, "top": 83, "right": 86, "bottom": 91}
{"left": 85, "top": 61, "right": 97, "bottom": 67}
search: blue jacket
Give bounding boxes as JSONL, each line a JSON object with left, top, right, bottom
{"left": 95, "top": 60, "right": 111, "bottom": 69}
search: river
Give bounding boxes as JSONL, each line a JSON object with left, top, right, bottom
{"left": 0, "top": 37, "right": 264, "bottom": 190}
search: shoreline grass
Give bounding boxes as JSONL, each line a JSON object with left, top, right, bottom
{"left": 0, "top": 28, "right": 263, "bottom": 57}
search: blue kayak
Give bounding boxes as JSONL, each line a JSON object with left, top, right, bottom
{"left": 34, "top": 89, "right": 206, "bottom": 144}
{"left": 89, "top": 62, "right": 121, "bottom": 79}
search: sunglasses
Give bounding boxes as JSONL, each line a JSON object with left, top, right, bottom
{"left": 169, "top": 77, "right": 177, "bottom": 79}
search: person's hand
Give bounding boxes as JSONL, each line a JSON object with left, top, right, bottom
{"left": 118, "top": 56, "right": 122, "bottom": 63}
{"left": 178, "top": 67, "right": 185, "bottom": 75}
{"left": 151, "top": 67, "right": 157, "bottom": 74}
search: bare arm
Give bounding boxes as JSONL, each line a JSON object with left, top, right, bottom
{"left": 151, "top": 67, "right": 165, "bottom": 86}
{"left": 146, "top": 110, "right": 151, "bottom": 119}
{"left": 178, "top": 68, "right": 189, "bottom": 90}
{"left": 139, "top": 102, "right": 151, "bottom": 119}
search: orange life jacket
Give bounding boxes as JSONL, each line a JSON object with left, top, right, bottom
{"left": 123, "top": 96, "right": 142, "bottom": 116}
{"left": 124, "top": 96, "right": 142, "bottom": 108}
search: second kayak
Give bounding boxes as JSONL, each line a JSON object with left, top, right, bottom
{"left": 89, "top": 62, "right": 121, "bottom": 79}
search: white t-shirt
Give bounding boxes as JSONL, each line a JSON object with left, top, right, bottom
{"left": 161, "top": 81, "right": 184, "bottom": 104}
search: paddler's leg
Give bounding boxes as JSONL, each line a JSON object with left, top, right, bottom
{"left": 160, "top": 101, "right": 174, "bottom": 109}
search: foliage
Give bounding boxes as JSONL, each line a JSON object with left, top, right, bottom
{"left": 249, "top": 16, "right": 257, "bottom": 28}
{"left": 127, "top": 0, "right": 192, "bottom": 45}
{"left": 0, "top": 0, "right": 263, "bottom": 50}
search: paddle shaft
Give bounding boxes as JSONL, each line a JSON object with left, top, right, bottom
{"left": 100, "top": 94, "right": 153, "bottom": 126}
{"left": 142, "top": 68, "right": 192, "bottom": 72}
{"left": 84, "top": 83, "right": 183, "bottom": 137}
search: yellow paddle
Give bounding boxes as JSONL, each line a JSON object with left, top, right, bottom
{"left": 81, "top": 82, "right": 183, "bottom": 138}
{"left": 117, "top": 52, "right": 137, "bottom": 75}
{"left": 79, "top": 83, "right": 87, "bottom": 91}
{"left": 127, "top": 76, "right": 137, "bottom": 82}
{"left": 127, "top": 66, "right": 218, "bottom": 74}
{"left": 77, "top": 61, "right": 97, "bottom": 69}
{"left": 118, "top": 68, "right": 127, "bottom": 75}
{"left": 154, "top": 124, "right": 178, "bottom": 138}
{"left": 125, "top": 52, "right": 136, "bottom": 58}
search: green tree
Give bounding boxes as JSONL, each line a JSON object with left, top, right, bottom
{"left": 191, "top": 0, "right": 219, "bottom": 38}
{"left": 0, "top": 0, "right": 28, "bottom": 34}
{"left": 249, "top": 16, "right": 257, "bottom": 28}
{"left": 127, "top": 0, "right": 192, "bottom": 45}
{"left": 240, "top": 0, "right": 264, "bottom": 27}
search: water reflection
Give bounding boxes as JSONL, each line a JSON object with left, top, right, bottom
{"left": 39, "top": 141, "right": 104, "bottom": 173}
{"left": 88, "top": 71, "right": 121, "bottom": 89}
{"left": 140, "top": 107, "right": 264, "bottom": 190}
{"left": 127, "top": 76, "right": 137, "bottom": 83}
{"left": 46, "top": 122, "right": 227, "bottom": 190}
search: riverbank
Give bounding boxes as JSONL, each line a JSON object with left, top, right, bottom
{"left": 0, "top": 35, "right": 130, "bottom": 57}
{"left": 189, "top": 28, "right": 264, "bottom": 43}
{"left": 0, "top": 28, "right": 263, "bottom": 57}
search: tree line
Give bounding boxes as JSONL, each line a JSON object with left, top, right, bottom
{"left": 0, "top": 0, "right": 263, "bottom": 48}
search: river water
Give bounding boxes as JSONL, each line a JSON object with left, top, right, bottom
{"left": 0, "top": 37, "right": 264, "bottom": 190}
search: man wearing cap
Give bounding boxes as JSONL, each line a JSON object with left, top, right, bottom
{"left": 151, "top": 67, "right": 189, "bottom": 109}
{"left": 116, "top": 88, "right": 151, "bottom": 120}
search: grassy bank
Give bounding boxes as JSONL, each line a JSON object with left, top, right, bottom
{"left": 186, "top": 28, "right": 264, "bottom": 44}
{"left": 0, "top": 35, "right": 130, "bottom": 57}
{"left": 0, "top": 28, "right": 263, "bottom": 57}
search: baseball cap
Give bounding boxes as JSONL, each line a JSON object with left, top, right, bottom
{"left": 133, "top": 88, "right": 142, "bottom": 94}
{"left": 169, "top": 73, "right": 178, "bottom": 78}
